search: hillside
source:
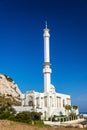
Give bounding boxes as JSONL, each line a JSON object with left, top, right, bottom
{"left": 0, "top": 120, "right": 86, "bottom": 130}
{"left": 0, "top": 74, "right": 22, "bottom": 105}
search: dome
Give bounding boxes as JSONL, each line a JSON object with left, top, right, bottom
{"left": 50, "top": 84, "right": 55, "bottom": 93}
{"left": 50, "top": 84, "right": 55, "bottom": 89}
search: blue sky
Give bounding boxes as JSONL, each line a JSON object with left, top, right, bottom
{"left": 0, "top": 0, "right": 87, "bottom": 112}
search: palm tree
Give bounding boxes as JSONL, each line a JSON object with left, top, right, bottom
{"left": 72, "top": 105, "right": 78, "bottom": 114}
{"left": 65, "top": 104, "right": 71, "bottom": 116}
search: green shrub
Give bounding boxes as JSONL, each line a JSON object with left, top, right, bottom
{"left": 15, "top": 111, "right": 42, "bottom": 123}
{"left": 0, "top": 106, "right": 43, "bottom": 125}
{"left": 0, "top": 104, "right": 16, "bottom": 114}
{"left": 34, "top": 120, "right": 44, "bottom": 126}
{"left": 0, "top": 111, "right": 11, "bottom": 119}
{"left": 31, "top": 112, "right": 42, "bottom": 120}
{"left": 8, "top": 115, "right": 16, "bottom": 121}
{"left": 15, "top": 112, "right": 30, "bottom": 123}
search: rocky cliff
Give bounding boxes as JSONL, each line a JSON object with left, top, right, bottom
{"left": 0, "top": 74, "right": 22, "bottom": 105}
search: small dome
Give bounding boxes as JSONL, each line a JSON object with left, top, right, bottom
{"left": 50, "top": 84, "right": 55, "bottom": 93}
{"left": 50, "top": 84, "right": 55, "bottom": 89}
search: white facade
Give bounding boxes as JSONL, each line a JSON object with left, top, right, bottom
{"left": 19, "top": 24, "right": 71, "bottom": 120}
{"left": 22, "top": 90, "right": 71, "bottom": 120}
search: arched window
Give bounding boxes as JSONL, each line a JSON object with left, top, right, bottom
{"left": 28, "top": 96, "right": 33, "bottom": 106}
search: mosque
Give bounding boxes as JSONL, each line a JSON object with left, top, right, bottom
{"left": 14, "top": 24, "right": 72, "bottom": 120}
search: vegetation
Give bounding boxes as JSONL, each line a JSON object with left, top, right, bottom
{"left": 72, "top": 105, "right": 78, "bottom": 114}
{"left": 0, "top": 92, "right": 43, "bottom": 126}
{"left": 48, "top": 105, "right": 82, "bottom": 122}
{"left": 0, "top": 103, "right": 16, "bottom": 119}
{"left": 14, "top": 111, "right": 42, "bottom": 123}
{"left": 0, "top": 103, "right": 43, "bottom": 126}
{"left": 64, "top": 104, "right": 71, "bottom": 115}
{"left": 0, "top": 95, "right": 21, "bottom": 106}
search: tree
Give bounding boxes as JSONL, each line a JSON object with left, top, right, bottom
{"left": 0, "top": 104, "right": 16, "bottom": 115}
{"left": 65, "top": 105, "right": 71, "bottom": 116}
{"left": 72, "top": 105, "right": 78, "bottom": 114}
{"left": 0, "top": 104, "right": 16, "bottom": 119}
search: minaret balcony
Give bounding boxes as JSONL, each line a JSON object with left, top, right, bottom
{"left": 43, "top": 62, "right": 51, "bottom": 66}
{"left": 43, "top": 68, "right": 52, "bottom": 73}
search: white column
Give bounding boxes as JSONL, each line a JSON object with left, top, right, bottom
{"left": 43, "top": 66, "right": 52, "bottom": 92}
{"left": 43, "top": 29, "right": 50, "bottom": 63}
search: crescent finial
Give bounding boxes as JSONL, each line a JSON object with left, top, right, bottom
{"left": 45, "top": 21, "right": 47, "bottom": 29}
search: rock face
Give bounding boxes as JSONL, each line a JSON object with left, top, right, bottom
{"left": 0, "top": 74, "right": 22, "bottom": 104}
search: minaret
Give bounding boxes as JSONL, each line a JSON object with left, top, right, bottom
{"left": 43, "top": 22, "right": 52, "bottom": 93}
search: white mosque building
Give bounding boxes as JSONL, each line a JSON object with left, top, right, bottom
{"left": 14, "top": 24, "right": 72, "bottom": 120}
